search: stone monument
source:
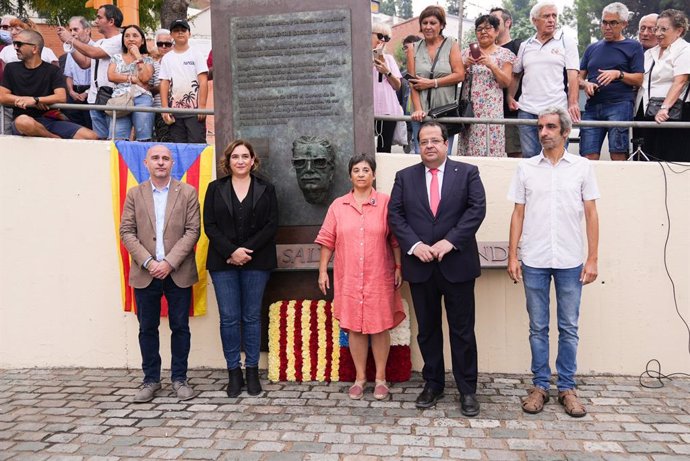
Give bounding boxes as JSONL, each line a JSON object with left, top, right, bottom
{"left": 211, "top": 0, "right": 374, "bottom": 227}
{"left": 210, "top": 0, "right": 375, "bottom": 320}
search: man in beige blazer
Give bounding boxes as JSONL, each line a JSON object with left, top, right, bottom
{"left": 120, "top": 144, "right": 200, "bottom": 403}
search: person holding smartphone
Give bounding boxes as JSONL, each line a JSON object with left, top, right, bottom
{"left": 371, "top": 23, "right": 403, "bottom": 153}
{"left": 458, "top": 14, "right": 515, "bottom": 157}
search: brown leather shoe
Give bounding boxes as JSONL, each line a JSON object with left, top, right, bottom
{"left": 558, "top": 389, "right": 586, "bottom": 417}
{"left": 522, "top": 387, "right": 549, "bottom": 414}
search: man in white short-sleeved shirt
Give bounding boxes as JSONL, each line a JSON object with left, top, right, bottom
{"left": 160, "top": 19, "right": 208, "bottom": 144}
{"left": 508, "top": 1, "right": 581, "bottom": 157}
{"left": 507, "top": 106, "right": 600, "bottom": 419}
{"left": 57, "top": 4, "right": 122, "bottom": 139}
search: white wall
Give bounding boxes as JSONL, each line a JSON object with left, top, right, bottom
{"left": 1, "top": 137, "right": 688, "bottom": 376}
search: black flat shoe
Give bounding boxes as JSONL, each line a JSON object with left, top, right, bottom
{"left": 227, "top": 368, "right": 244, "bottom": 398}
{"left": 460, "top": 393, "right": 480, "bottom": 417}
{"left": 415, "top": 386, "right": 444, "bottom": 409}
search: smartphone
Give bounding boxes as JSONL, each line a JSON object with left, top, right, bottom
{"left": 372, "top": 48, "right": 383, "bottom": 61}
{"left": 403, "top": 73, "right": 417, "bottom": 81}
{"left": 469, "top": 42, "right": 480, "bottom": 59}
{"left": 57, "top": 16, "right": 62, "bottom": 28}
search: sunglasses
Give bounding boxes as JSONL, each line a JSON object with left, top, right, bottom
{"left": 13, "top": 40, "right": 36, "bottom": 48}
{"left": 156, "top": 41, "right": 173, "bottom": 48}
{"left": 373, "top": 32, "right": 391, "bottom": 42}
{"left": 0, "top": 25, "right": 9, "bottom": 30}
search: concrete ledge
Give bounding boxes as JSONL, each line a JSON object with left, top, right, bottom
{"left": 0, "top": 137, "right": 688, "bottom": 375}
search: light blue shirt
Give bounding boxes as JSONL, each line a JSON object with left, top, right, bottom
{"left": 152, "top": 180, "right": 171, "bottom": 261}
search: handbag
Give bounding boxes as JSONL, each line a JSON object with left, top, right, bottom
{"left": 106, "top": 84, "right": 135, "bottom": 117}
{"left": 425, "top": 38, "right": 467, "bottom": 136}
{"left": 93, "top": 56, "right": 113, "bottom": 106}
{"left": 644, "top": 61, "right": 690, "bottom": 120}
{"left": 427, "top": 70, "right": 473, "bottom": 136}
{"left": 392, "top": 120, "right": 408, "bottom": 146}
{"left": 95, "top": 86, "right": 113, "bottom": 106}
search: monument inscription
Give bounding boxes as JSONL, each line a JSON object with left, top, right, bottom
{"left": 227, "top": 9, "right": 356, "bottom": 224}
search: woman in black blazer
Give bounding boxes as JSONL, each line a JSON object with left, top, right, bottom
{"left": 204, "top": 140, "right": 278, "bottom": 398}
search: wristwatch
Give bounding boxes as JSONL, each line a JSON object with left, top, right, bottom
{"left": 386, "top": 71, "right": 392, "bottom": 77}
{"left": 617, "top": 71, "right": 624, "bottom": 80}
{"left": 660, "top": 104, "right": 670, "bottom": 110}
{"left": 33, "top": 96, "right": 40, "bottom": 105}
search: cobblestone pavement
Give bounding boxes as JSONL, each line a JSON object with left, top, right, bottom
{"left": 0, "top": 369, "right": 688, "bottom": 460}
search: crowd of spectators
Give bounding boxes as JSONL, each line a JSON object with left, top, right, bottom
{"left": 374, "top": 1, "right": 689, "bottom": 162}
{"left": 0, "top": 2, "right": 687, "bottom": 162}
{"left": 0, "top": 5, "right": 209, "bottom": 143}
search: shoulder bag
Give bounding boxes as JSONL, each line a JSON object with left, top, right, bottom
{"left": 106, "top": 75, "right": 135, "bottom": 117}
{"left": 93, "top": 57, "right": 114, "bottom": 106}
{"left": 425, "top": 38, "right": 469, "bottom": 136}
{"left": 645, "top": 60, "right": 690, "bottom": 120}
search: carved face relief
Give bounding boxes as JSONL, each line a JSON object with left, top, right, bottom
{"left": 291, "top": 135, "right": 336, "bottom": 204}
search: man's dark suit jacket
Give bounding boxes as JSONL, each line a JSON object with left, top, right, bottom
{"left": 388, "top": 159, "right": 486, "bottom": 283}
{"left": 203, "top": 174, "right": 278, "bottom": 272}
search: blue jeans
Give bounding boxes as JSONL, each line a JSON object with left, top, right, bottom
{"left": 517, "top": 110, "right": 541, "bottom": 158}
{"left": 579, "top": 100, "right": 633, "bottom": 156}
{"left": 211, "top": 269, "right": 271, "bottom": 369}
{"left": 522, "top": 263, "right": 583, "bottom": 391}
{"left": 107, "top": 94, "right": 154, "bottom": 141}
{"left": 90, "top": 109, "right": 109, "bottom": 139}
{"left": 134, "top": 277, "right": 192, "bottom": 384}
{"left": 411, "top": 120, "right": 455, "bottom": 155}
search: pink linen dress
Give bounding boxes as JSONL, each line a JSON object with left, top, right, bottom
{"left": 315, "top": 190, "right": 405, "bottom": 334}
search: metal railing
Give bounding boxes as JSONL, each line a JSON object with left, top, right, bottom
{"left": 2, "top": 104, "right": 689, "bottom": 150}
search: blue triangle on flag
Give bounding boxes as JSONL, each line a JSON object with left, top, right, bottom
{"left": 115, "top": 141, "right": 207, "bottom": 183}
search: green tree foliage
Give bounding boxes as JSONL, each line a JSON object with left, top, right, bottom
{"left": 379, "top": 0, "right": 396, "bottom": 17}
{"left": 397, "top": 0, "right": 413, "bottom": 20}
{"left": 0, "top": 0, "right": 165, "bottom": 32}
{"left": 501, "top": 0, "right": 537, "bottom": 41}
{"left": 446, "top": 0, "right": 459, "bottom": 16}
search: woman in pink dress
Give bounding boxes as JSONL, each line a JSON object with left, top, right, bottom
{"left": 316, "top": 153, "right": 405, "bottom": 400}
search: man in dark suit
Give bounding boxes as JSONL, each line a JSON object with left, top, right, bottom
{"left": 388, "top": 121, "right": 486, "bottom": 416}
{"left": 120, "top": 144, "right": 201, "bottom": 403}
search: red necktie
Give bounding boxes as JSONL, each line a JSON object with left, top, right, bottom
{"left": 429, "top": 168, "right": 440, "bottom": 216}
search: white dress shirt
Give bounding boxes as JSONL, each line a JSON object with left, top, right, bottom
{"left": 507, "top": 151, "right": 600, "bottom": 269}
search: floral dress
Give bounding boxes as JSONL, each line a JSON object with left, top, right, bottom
{"left": 458, "top": 47, "right": 516, "bottom": 157}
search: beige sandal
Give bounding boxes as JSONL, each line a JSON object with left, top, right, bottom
{"left": 348, "top": 380, "right": 366, "bottom": 400}
{"left": 558, "top": 389, "right": 587, "bottom": 417}
{"left": 522, "top": 387, "right": 549, "bottom": 414}
{"left": 373, "top": 380, "right": 389, "bottom": 400}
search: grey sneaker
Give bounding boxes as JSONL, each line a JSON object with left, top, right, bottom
{"left": 133, "top": 382, "right": 161, "bottom": 403}
{"left": 173, "top": 380, "right": 195, "bottom": 401}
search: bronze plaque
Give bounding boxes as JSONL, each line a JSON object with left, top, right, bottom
{"left": 211, "top": 0, "right": 374, "bottom": 227}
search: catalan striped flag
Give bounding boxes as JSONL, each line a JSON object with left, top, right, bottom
{"left": 110, "top": 141, "right": 215, "bottom": 316}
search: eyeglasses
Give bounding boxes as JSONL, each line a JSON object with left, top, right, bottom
{"left": 12, "top": 40, "right": 36, "bottom": 48}
{"left": 156, "top": 41, "right": 173, "bottom": 48}
{"left": 476, "top": 26, "right": 495, "bottom": 33}
{"left": 0, "top": 25, "right": 9, "bottom": 30}
{"left": 653, "top": 26, "right": 672, "bottom": 34}
{"left": 420, "top": 139, "right": 444, "bottom": 147}
{"left": 601, "top": 20, "right": 621, "bottom": 27}
{"left": 292, "top": 157, "right": 329, "bottom": 169}
{"left": 373, "top": 32, "right": 391, "bottom": 42}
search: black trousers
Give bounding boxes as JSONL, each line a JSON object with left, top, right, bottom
{"left": 409, "top": 267, "right": 477, "bottom": 394}
{"left": 375, "top": 120, "right": 396, "bottom": 153}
